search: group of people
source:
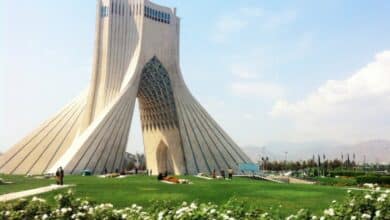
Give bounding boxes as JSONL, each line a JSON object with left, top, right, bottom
{"left": 212, "top": 168, "right": 234, "bottom": 179}
{"left": 53, "top": 167, "right": 233, "bottom": 182}
{"left": 55, "top": 167, "right": 64, "bottom": 185}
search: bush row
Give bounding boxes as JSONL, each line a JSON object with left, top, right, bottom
{"left": 314, "top": 177, "right": 357, "bottom": 186}
{"left": 356, "top": 175, "right": 390, "bottom": 185}
{"left": 329, "top": 171, "right": 366, "bottom": 177}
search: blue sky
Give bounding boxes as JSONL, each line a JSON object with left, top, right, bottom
{"left": 1, "top": 0, "right": 390, "bottom": 154}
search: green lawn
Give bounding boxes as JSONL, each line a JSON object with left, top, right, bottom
{"left": 1, "top": 175, "right": 348, "bottom": 215}
{"left": 0, "top": 174, "right": 52, "bottom": 194}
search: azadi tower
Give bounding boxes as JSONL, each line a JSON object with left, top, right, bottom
{"left": 0, "top": 0, "right": 251, "bottom": 175}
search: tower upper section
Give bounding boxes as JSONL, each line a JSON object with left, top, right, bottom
{"left": 82, "top": 0, "right": 182, "bottom": 129}
{"left": 100, "top": 0, "right": 176, "bottom": 22}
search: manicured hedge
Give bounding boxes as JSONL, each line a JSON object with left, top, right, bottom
{"left": 313, "top": 177, "right": 357, "bottom": 186}
{"left": 356, "top": 175, "right": 390, "bottom": 185}
{"left": 329, "top": 171, "right": 365, "bottom": 177}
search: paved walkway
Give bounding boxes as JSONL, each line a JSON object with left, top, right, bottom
{"left": 0, "top": 184, "right": 74, "bottom": 202}
{"left": 194, "top": 175, "right": 213, "bottom": 180}
{"left": 236, "top": 175, "right": 285, "bottom": 183}
{"left": 346, "top": 187, "right": 389, "bottom": 193}
{"left": 288, "top": 177, "right": 316, "bottom": 184}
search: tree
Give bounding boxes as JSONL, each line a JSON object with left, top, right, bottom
{"left": 135, "top": 153, "right": 146, "bottom": 170}
{"left": 124, "top": 153, "right": 146, "bottom": 171}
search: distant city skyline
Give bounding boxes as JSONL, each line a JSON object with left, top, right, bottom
{"left": 2, "top": 0, "right": 390, "bottom": 154}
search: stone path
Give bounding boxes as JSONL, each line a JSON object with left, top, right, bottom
{"left": 161, "top": 180, "right": 176, "bottom": 184}
{"left": 288, "top": 177, "right": 315, "bottom": 184}
{"left": 235, "top": 175, "right": 285, "bottom": 183}
{"left": 194, "top": 175, "right": 213, "bottom": 180}
{"left": 0, "top": 184, "right": 74, "bottom": 202}
{"left": 347, "top": 187, "right": 389, "bottom": 193}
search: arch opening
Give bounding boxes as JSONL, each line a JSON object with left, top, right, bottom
{"left": 137, "top": 56, "right": 179, "bottom": 131}
{"left": 156, "top": 141, "right": 174, "bottom": 174}
{"left": 136, "top": 56, "right": 182, "bottom": 175}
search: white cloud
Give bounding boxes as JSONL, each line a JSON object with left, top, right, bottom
{"left": 212, "top": 16, "right": 248, "bottom": 42}
{"left": 263, "top": 9, "right": 297, "bottom": 30}
{"left": 243, "top": 113, "right": 256, "bottom": 120}
{"left": 212, "top": 7, "right": 298, "bottom": 43}
{"left": 271, "top": 51, "right": 390, "bottom": 142}
{"left": 230, "top": 62, "right": 259, "bottom": 79}
{"left": 289, "top": 32, "right": 314, "bottom": 60}
{"left": 216, "top": 16, "right": 248, "bottom": 33}
{"left": 231, "top": 81, "right": 284, "bottom": 100}
{"left": 239, "top": 7, "right": 264, "bottom": 17}
{"left": 229, "top": 49, "right": 284, "bottom": 100}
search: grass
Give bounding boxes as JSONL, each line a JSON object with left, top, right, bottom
{"left": 0, "top": 174, "right": 52, "bottom": 194}
{"left": 0, "top": 175, "right": 349, "bottom": 215}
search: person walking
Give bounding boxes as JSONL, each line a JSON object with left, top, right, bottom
{"left": 55, "top": 168, "right": 60, "bottom": 185}
{"left": 59, "top": 167, "right": 64, "bottom": 185}
{"left": 221, "top": 170, "right": 226, "bottom": 179}
{"left": 228, "top": 168, "right": 233, "bottom": 179}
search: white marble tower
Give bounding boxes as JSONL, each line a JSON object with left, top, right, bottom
{"left": 0, "top": 0, "right": 251, "bottom": 175}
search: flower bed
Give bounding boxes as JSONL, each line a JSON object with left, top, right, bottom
{"left": 163, "top": 176, "right": 180, "bottom": 184}
{"left": 161, "top": 176, "right": 192, "bottom": 184}
{"left": 0, "top": 185, "right": 388, "bottom": 219}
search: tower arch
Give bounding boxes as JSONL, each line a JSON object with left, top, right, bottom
{"left": 137, "top": 56, "right": 186, "bottom": 175}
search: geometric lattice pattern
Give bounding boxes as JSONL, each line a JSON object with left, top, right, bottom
{"left": 138, "top": 57, "right": 179, "bottom": 131}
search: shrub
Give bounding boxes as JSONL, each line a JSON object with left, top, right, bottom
{"left": 329, "top": 171, "right": 365, "bottom": 177}
{"left": 356, "top": 175, "right": 390, "bottom": 185}
{"left": 314, "top": 177, "right": 357, "bottom": 186}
